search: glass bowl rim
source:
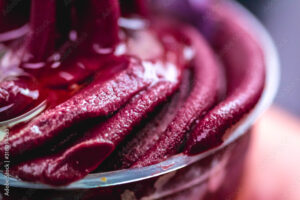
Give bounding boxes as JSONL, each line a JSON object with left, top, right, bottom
{"left": 0, "top": 0, "right": 280, "bottom": 190}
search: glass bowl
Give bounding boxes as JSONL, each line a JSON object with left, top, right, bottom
{"left": 0, "top": 1, "right": 280, "bottom": 199}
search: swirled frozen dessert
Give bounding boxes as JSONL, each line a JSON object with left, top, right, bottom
{"left": 0, "top": 0, "right": 265, "bottom": 185}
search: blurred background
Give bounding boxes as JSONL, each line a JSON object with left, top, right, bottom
{"left": 236, "top": 1, "right": 300, "bottom": 199}
{"left": 239, "top": 0, "right": 300, "bottom": 116}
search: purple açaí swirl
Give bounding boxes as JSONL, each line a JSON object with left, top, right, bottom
{"left": 0, "top": 0, "right": 264, "bottom": 185}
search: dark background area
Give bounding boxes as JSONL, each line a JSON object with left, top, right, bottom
{"left": 238, "top": 0, "right": 300, "bottom": 116}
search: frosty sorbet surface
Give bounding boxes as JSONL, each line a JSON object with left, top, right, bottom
{"left": 0, "top": 0, "right": 264, "bottom": 185}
